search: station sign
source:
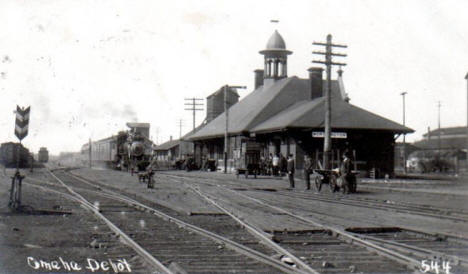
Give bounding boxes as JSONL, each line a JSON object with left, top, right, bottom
{"left": 312, "top": 131, "right": 347, "bottom": 139}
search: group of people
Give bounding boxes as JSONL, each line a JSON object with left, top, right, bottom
{"left": 259, "top": 153, "right": 289, "bottom": 177}
{"left": 261, "top": 151, "right": 354, "bottom": 191}
{"left": 258, "top": 153, "right": 296, "bottom": 189}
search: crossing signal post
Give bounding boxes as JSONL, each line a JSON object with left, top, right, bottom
{"left": 9, "top": 105, "right": 31, "bottom": 210}
{"left": 313, "top": 34, "right": 347, "bottom": 170}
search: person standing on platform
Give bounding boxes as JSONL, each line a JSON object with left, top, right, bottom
{"left": 304, "top": 155, "right": 313, "bottom": 190}
{"left": 267, "top": 153, "right": 273, "bottom": 176}
{"left": 340, "top": 151, "right": 353, "bottom": 192}
{"left": 272, "top": 154, "right": 279, "bottom": 176}
{"left": 287, "top": 154, "right": 295, "bottom": 189}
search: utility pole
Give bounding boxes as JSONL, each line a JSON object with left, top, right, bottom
{"left": 177, "top": 119, "right": 184, "bottom": 139}
{"left": 177, "top": 119, "right": 183, "bottom": 159}
{"left": 88, "top": 138, "right": 92, "bottom": 168}
{"left": 224, "top": 85, "right": 246, "bottom": 173}
{"left": 184, "top": 98, "right": 203, "bottom": 131}
{"left": 401, "top": 92, "right": 408, "bottom": 173}
{"left": 313, "top": 34, "right": 347, "bottom": 170}
{"left": 465, "top": 72, "right": 468, "bottom": 173}
{"left": 438, "top": 101, "right": 441, "bottom": 155}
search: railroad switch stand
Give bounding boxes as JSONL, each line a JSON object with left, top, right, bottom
{"left": 9, "top": 171, "right": 25, "bottom": 211}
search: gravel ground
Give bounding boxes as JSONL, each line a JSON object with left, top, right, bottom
{"left": 70, "top": 168, "right": 468, "bottom": 237}
{"left": 0, "top": 168, "right": 148, "bottom": 273}
{"left": 71, "top": 168, "right": 222, "bottom": 215}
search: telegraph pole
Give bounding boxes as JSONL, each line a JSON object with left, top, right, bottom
{"left": 177, "top": 119, "right": 184, "bottom": 139}
{"left": 438, "top": 101, "right": 441, "bottom": 155}
{"left": 465, "top": 73, "right": 468, "bottom": 173}
{"left": 184, "top": 98, "right": 203, "bottom": 131}
{"left": 313, "top": 34, "right": 347, "bottom": 170}
{"left": 401, "top": 92, "right": 408, "bottom": 173}
{"left": 88, "top": 138, "right": 92, "bottom": 168}
{"left": 224, "top": 85, "right": 246, "bottom": 173}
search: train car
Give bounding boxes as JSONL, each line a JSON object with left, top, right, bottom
{"left": 0, "top": 142, "right": 31, "bottom": 168}
{"left": 81, "top": 130, "right": 153, "bottom": 171}
{"left": 38, "top": 147, "right": 49, "bottom": 163}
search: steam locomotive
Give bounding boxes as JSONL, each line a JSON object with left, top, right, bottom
{"left": 81, "top": 130, "right": 153, "bottom": 171}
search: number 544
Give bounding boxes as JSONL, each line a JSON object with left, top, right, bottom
{"left": 420, "top": 260, "right": 451, "bottom": 274}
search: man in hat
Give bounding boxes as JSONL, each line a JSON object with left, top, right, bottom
{"left": 303, "top": 154, "right": 313, "bottom": 190}
{"left": 340, "top": 151, "right": 353, "bottom": 193}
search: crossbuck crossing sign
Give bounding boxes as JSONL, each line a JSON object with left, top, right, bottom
{"left": 15, "top": 105, "right": 30, "bottom": 141}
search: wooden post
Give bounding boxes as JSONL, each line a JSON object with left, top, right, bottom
{"left": 337, "top": 149, "right": 341, "bottom": 168}
{"left": 465, "top": 73, "right": 468, "bottom": 173}
{"left": 315, "top": 149, "right": 319, "bottom": 169}
{"left": 312, "top": 34, "right": 347, "bottom": 170}
{"left": 353, "top": 149, "right": 357, "bottom": 171}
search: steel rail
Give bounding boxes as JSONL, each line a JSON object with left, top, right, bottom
{"left": 271, "top": 191, "right": 468, "bottom": 223}
{"left": 162, "top": 173, "right": 468, "bottom": 241}
{"left": 62, "top": 171, "right": 302, "bottom": 274}
{"left": 353, "top": 233, "right": 467, "bottom": 268}
{"left": 150, "top": 175, "right": 318, "bottom": 273}
{"left": 165, "top": 173, "right": 468, "bottom": 223}
{"left": 46, "top": 170, "right": 173, "bottom": 274}
{"left": 186, "top": 184, "right": 319, "bottom": 274}
{"left": 164, "top": 174, "right": 425, "bottom": 272}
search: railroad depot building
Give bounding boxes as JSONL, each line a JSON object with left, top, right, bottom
{"left": 188, "top": 30, "right": 413, "bottom": 177}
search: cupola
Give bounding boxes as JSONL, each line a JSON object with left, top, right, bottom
{"left": 259, "top": 30, "right": 292, "bottom": 80}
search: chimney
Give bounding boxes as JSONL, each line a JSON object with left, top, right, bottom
{"left": 170, "top": 135, "right": 173, "bottom": 141}
{"left": 254, "top": 69, "right": 264, "bottom": 89}
{"left": 308, "top": 67, "right": 323, "bottom": 100}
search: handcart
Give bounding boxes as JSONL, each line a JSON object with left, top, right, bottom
{"left": 314, "top": 169, "right": 358, "bottom": 194}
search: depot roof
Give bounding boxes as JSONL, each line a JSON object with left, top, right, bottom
{"left": 251, "top": 96, "right": 414, "bottom": 134}
{"left": 189, "top": 76, "right": 413, "bottom": 140}
{"left": 154, "top": 139, "right": 180, "bottom": 151}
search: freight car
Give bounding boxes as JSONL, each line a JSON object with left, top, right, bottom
{"left": 38, "top": 147, "right": 49, "bottom": 163}
{"left": 0, "top": 142, "right": 32, "bottom": 168}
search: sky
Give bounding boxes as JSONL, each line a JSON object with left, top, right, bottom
{"left": 1, "top": 0, "right": 467, "bottom": 155}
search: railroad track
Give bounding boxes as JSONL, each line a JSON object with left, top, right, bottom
{"left": 161, "top": 174, "right": 423, "bottom": 273}
{"left": 162, "top": 173, "right": 468, "bottom": 274}
{"left": 1, "top": 170, "right": 152, "bottom": 273}
{"left": 164, "top": 172, "right": 468, "bottom": 224}
{"left": 271, "top": 191, "right": 468, "bottom": 224}
{"left": 35, "top": 169, "right": 305, "bottom": 273}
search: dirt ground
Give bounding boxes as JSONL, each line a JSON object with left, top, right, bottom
{"left": 71, "top": 168, "right": 468, "bottom": 237}
{"left": 0, "top": 168, "right": 145, "bottom": 274}
{"left": 2, "top": 167, "right": 467, "bottom": 273}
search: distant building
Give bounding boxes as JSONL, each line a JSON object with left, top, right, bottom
{"left": 156, "top": 88, "right": 240, "bottom": 162}
{"left": 206, "top": 87, "right": 240, "bottom": 123}
{"left": 154, "top": 137, "right": 180, "bottom": 161}
{"left": 188, "top": 30, "right": 413, "bottom": 177}
{"left": 415, "top": 126, "right": 468, "bottom": 151}
{"left": 408, "top": 126, "right": 467, "bottom": 173}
